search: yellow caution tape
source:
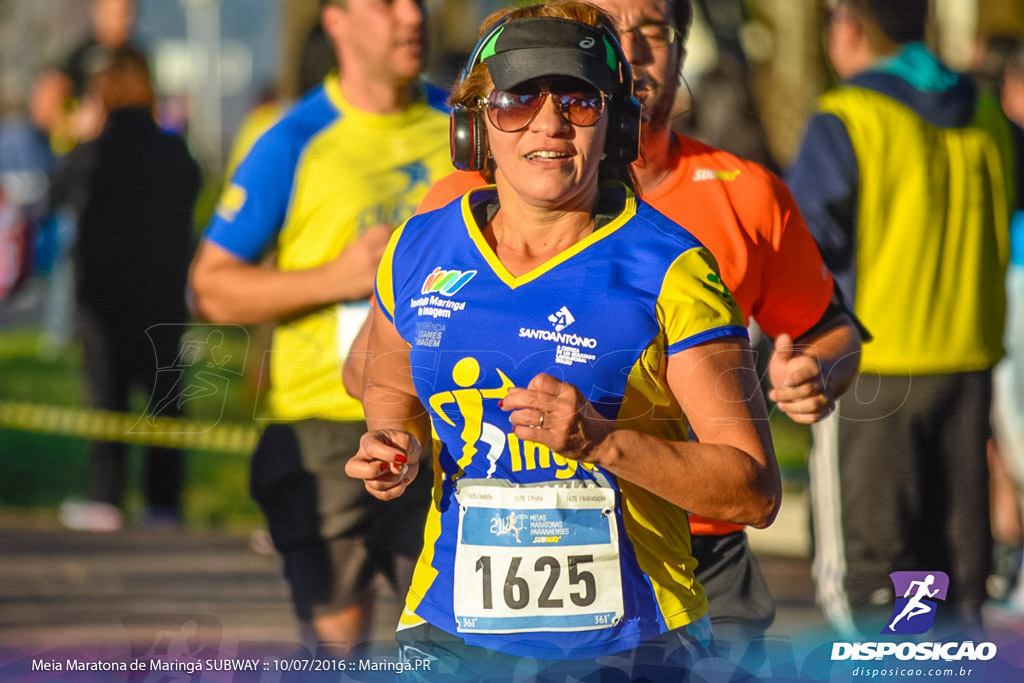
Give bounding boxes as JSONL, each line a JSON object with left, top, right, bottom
{"left": 0, "top": 401, "right": 259, "bottom": 453}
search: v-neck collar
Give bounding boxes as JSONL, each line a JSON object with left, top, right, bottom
{"left": 459, "top": 183, "right": 637, "bottom": 289}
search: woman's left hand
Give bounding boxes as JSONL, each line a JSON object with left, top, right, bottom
{"left": 501, "top": 373, "right": 614, "bottom": 463}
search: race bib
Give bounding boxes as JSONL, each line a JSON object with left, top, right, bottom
{"left": 452, "top": 484, "right": 624, "bottom": 634}
{"left": 336, "top": 299, "right": 371, "bottom": 360}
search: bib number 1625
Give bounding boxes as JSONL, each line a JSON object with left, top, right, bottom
{"left": 476, "top": 554, "right": 596, "bottom": 610}
{"left": 452, "top": 484, "right": 624, "bottom": 633}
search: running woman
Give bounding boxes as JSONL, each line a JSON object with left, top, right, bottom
{"left": 346, "top": 2, "right": 780, "bottom": 676}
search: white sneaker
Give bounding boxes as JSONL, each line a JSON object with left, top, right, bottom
{"left": 249, "top": 528, "right": 276, "bottom": 556}
{"left": 59, "top": 500, "right": 124, "bottom": 532}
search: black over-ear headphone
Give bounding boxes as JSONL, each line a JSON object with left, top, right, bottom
{"left": 450, "top": 16, "right": 642, "bottom": 171}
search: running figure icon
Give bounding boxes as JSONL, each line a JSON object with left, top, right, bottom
{"left": 888, "top": 574, "right": 939, "bottom": 631}
{"left": 882, "top": 570, "right": 949, "bottom": 634}
{"left": 490, "top": 511, "right": 526, "bottom": 543}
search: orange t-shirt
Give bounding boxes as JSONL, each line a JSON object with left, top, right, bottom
{"left": 417, "top": 133, "right": 834, "bottom": 536}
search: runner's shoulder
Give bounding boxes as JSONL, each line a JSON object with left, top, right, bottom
{"left": 677, "top": 134, "right": 780, "bottom": 195}
{"left": 241, "top": 87, "right": 339, "bottom": 173}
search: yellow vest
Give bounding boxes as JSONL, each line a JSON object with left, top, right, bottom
{"left": 820, "top": 87, "right": 1013, "bottom": 374}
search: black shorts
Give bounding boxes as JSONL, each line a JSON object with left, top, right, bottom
{"left": 396, "top": 618, "right": 711, "bottom": 682}
{"left": 249, "top": 420, "right": 432, "bottom": 619}
{"left": 691, "top": 530, "right": 775, "bottom": 644}
{"left": 283, "top": 536, "right": 417, "bottom": 620}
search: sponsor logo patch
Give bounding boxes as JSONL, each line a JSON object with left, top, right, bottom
{"left": 692, "top": 168, "right": 740, "bottom": 182}
{"left": 215, "top": 184, "right": 247, "bottom": 222}
{"left": 422, "top": 267, "right": 476, "bottom": 296}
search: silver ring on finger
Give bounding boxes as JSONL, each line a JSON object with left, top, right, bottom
{"left": 538, "top": 413, "right": 545, "bottom": 428}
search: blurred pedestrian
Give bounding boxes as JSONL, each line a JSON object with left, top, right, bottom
{"left": 994, "top": 196, "right": 1024, "bottom": 611}
{"left": 0, "top": 72, "right": 69, "bottom": 224}
{"left": 0, "top": 72, "right": 71, "bottom": 303}
{"left": 788, "top": 0, "right": 1018, "bottom": 636}
{"left": 1002, "top": 43, "right": 1024, "bottom": 128}
{"left": 52, "top": 48, "right": 200, "bottom": 532}
{"left": 189, "top": 0, "right": 452, "bottom": 654}
{"left": 976, "top": 35, "right": 1024, "bottom": 607}
{"left": 65, "top": 0, "right": 138, "bottom": 99}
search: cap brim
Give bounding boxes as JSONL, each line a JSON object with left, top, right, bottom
{"left": 487, "top": 48, "right": 616, "bottom": 94}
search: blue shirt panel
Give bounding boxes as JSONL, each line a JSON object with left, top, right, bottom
{"left": 204, "top": 85, "right": 338, "bottom": 262}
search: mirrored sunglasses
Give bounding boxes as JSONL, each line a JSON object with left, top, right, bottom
{"left": 484, "top": 88, "right": 607, "bottom": 132}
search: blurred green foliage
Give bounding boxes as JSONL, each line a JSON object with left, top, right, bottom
{"left": 0, "top": 326, "right": 264, "bottom": 530}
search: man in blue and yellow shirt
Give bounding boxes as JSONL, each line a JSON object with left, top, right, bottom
{"left": 788, "top": 0, "right": 1020, "bottom": 636}
{"left": 190, "top": 0, "right": 452, "bottom": 651}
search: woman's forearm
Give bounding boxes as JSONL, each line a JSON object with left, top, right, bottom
{"left": 592, "top": 429, "right": 781, "bottom": 528}
{"left": 362, "top": 383, "right": 433, "bottom": 453}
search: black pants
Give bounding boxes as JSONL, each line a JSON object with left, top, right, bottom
{"left": 811, "top": 370, "right": 992, "bottom": 635}
{"left": 78, "top": 309, "right": 185, "bottom": 510}
{"left": 692, "top": 531, "right": 775, "bottom": 654}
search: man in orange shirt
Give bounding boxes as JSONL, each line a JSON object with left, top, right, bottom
{"left": 349, "top": 0, "right": 862, "bottom": 654}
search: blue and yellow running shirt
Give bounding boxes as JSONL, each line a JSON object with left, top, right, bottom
{"left": 204, "top": 73, "right": 452, "bottom": 421}
{"left": 376, "top": 185, "right": 747, "bottom": 659}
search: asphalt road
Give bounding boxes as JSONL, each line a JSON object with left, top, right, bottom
{"left": 0, "top": 508, "right": 822, "bottom": 654}
{"left": 2, "top": 496, "right": 1022, "bottom": 682}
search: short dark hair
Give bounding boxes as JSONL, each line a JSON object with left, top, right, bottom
{"left": 298, "top": 23, "right": 337, "bottom": 95}
{"left": 844, "top": 0, "right": 928, "bottom": 47}
{"left": 670, "top": 0, "right": 695, "bottom": 43}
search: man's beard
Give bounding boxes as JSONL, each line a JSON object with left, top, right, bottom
{"left": 635, "top": 78, "right": 676, "bottom": 143}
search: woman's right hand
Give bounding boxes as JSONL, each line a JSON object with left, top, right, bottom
{"left": 345, "top": 430, "right": 421, "bottom": 501}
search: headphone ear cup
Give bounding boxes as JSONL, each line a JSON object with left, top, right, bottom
{"left": 450, "top": 104, "right": 472, "bottom": 171}
{"left": 450, "top": 103, "right": 488, "bottom": 171}
{"left": 605, "top": 93, "right": 641, "bottom": 165}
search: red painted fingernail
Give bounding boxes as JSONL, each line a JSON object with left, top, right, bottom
{"left": 379, "top": 462, "right": 389, "bottom": 472}
{"left": 395, "top": 453, "right": 408, "bottom": 464}
{"left": 498, "top": 400, "right": 504, "bottom": 409}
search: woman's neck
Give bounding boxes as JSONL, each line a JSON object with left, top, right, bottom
{"left": 485, "top": 182, "right": 599, "bottom": 277}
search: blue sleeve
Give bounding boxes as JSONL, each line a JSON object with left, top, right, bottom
{"left": 423, "top": 80, "right": 451, "bottom": 113}
{"left": 203, "top": 126, "right": 302, "bottom": 262}
{"left": 786, "top": 112, "right": 859, "bottom": 304}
